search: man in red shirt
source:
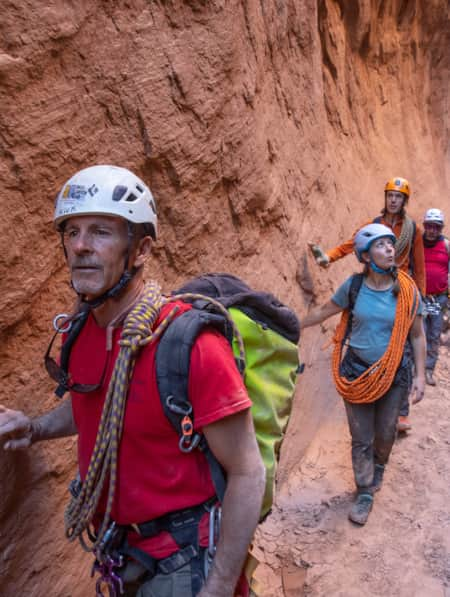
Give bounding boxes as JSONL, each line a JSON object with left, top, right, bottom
{"left": 422, "top": 208, "right": 450, "bottom": 386}
{"left": 0, "top": 165, "right": 265, "bottom": 597}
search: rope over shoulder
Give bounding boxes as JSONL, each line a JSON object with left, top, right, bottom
{"left": 331, "top": 270, "right": 419, "bottom": 404}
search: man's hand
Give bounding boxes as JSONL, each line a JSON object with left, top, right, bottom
{"left": 307, "top": 242, "right": 330, "bottom": 268}
{"left": 411, "top": 376, "right": 425, "bottom": 405}
{"left": 0, "top": 405, "right": 33, "bottom": 450}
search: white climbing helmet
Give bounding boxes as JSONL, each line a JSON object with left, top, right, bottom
{"left": 54, "top": 165, "right": 157, "bottom": 239}
{"left": 423, "top": 208, "right": 444, "bottom": 226}
{"left": 354, "top": 223, "right": 396, "bottom": 262}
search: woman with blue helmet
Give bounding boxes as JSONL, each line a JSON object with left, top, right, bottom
{"left": 301, "top": 223, "right": 426, "bottom": 525}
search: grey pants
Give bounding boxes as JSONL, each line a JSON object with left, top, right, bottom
{"left": 344, "top": 382, "right": 406, "bottom": 494}
{"left": 121, "top": 551, "right": 207, "bottom": 597}
{"left": 424, "top": 293, "right": 447, "bottom": 372}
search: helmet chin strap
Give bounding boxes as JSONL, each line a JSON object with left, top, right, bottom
{"left": 369, "top": 261, "right": 395, "bottom": 275}
{"left": 79, "top": 269, "right": 136, "bottom": 310}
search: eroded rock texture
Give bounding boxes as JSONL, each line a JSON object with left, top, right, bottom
{"left": 0, "top": 1, "right": 448, "bottom": 594}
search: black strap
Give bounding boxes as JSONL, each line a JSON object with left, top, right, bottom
{"left": 129, "top": 497, "right": 216, "bottom": 541}
{"left": 115, "top": 499, "right": 214, "bottom": 574}
{"left": 344, "top": 273, "right": 364, "bottom": 343}
{"left": 55, "top": 307, "right": 90, "bottom": 397}
{"left": 155, "top": 308, "right": 229, "bottom": 502}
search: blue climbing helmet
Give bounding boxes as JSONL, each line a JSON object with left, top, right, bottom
{"left": 354, "top": 223, "right": 396, "bottom": 263}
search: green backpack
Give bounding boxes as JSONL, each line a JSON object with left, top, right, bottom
{"left": 156, "top": 273, "right": 301, "bottom": 518}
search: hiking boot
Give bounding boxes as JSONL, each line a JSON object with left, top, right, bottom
{"left": 348, "top": 493, "right": 373, "bottom": 525}
{"left": 425, "top": 370, "right": 436, "bottom": 386}
{"left": 397, "top": 415, "right": 412, "bottom": 433}
{"left": 372, "top": 464, "right": 385, "bottom": 492}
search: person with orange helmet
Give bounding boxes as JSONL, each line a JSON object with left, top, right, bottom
{"left": 309, "top": 177, "right": 425, "bottom": 433}
{"left": 309, "top": 177, "right": 426, "bottom": 295}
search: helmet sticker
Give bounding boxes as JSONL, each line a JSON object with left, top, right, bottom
{"left": 63, "top": 184, "right": 88, "bottom": 200}
{"left": 88, "top": 184, "right": 99, "bottom": 197}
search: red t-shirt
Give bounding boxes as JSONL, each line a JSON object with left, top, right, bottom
{"left": 424, "top": 238, "right": 449, "bottom": 295}
{"left": 69, "top": 301, "right": 251, "bottom": 559}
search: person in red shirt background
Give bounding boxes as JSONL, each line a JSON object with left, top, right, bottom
{"left": 422, "top": 208, "right": 450, "bottom": 386}
{"left": 0, "top": 165, "right": 265, "bottom": 597}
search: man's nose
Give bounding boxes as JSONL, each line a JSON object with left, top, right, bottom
{"left": 70, "top": 231, "right": 94, "bottom": 254}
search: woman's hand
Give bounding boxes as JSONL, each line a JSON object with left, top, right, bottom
{"left": 411, "top": 375, "right": 425, "bottom": 405}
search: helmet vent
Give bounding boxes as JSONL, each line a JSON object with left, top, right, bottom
{"left": 112, "top": 185, "right": 127, "bottom": 202}
{"left": 135, "top": 184, "right": 144, "bottom": 193}
{"left": 125, "top": 193, "right": 138, "bottom": 203}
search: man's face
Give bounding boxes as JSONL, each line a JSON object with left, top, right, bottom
{"left": 385, "top": 191, "right": 406, "bottom": 215}
{"left": 423, "top": 222, "right": 443, "bottom": 242}
{"left": 63, "top": 215, "right": 129, "bottom": 299}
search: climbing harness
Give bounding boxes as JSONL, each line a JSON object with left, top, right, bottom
{"left": 424, "top": 296, "right": 442, "bottom": 317}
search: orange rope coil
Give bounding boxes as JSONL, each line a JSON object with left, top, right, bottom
{"left": 332, "top": 270, "right": 419, "bottom": 404}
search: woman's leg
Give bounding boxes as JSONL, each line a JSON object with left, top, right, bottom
{"left": 344, "top": 400, "right": 376, "bottom": 494}
{"left": 373, "top": 382, "right": 404, "bottom": 467}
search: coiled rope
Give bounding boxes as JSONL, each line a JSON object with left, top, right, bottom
{"left": 331, "top": 270, "right": 419, "bottom": 404}
{"left": 395, "top": 215, "right": 415, "bottom": 268}
{"left": 65, "top": 282, "right": 245, "bottom": 551}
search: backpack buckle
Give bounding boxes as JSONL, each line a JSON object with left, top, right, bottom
{"left": 179, "top": 415, "right": 201, "bottom": 453}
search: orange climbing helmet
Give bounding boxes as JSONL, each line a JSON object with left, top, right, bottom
{"left": 384, "top": 177, "right": 410, "bottom": 198}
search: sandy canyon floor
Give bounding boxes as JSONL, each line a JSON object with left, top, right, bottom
{"left": 256, "top": 346, "right": 450, "bottom": 597}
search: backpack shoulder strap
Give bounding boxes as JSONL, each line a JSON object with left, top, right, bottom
{"left": 155, "top": 307, "right": 229, "bottom": 501}
{"left": 55, "top": 308, "right": 90, "bottom": 398}
{"left": 344, "top": 273, "right": 364, "bottom": 342}
{"left": 348, "top": 273, "right": 364, "bottom": 312}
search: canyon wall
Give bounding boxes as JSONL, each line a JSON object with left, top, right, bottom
{"left": 0, "top": 1, "right": 448, "bottom": 594}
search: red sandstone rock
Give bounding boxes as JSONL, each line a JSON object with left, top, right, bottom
{"left": 0, "top": 1, "right": 448, "bottom": 594}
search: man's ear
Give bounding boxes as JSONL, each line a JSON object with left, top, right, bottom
{"left": 132, "top": 236, "right": 152, "bottom": 268}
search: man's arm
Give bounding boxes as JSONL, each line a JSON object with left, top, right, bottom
{"left": 409, "top": 314, "right": 426, "bottom": 404}
{"left": 411, "top": 225, "right": 426, "bottom": 295}
{"left": 198, "top": 409, "right": 265, "bottom": 597}
{"left": 326, "top": 236, "right": 356, "bottom": 263}
{"left": 0, "top": 397, "right": 77, "bottom": 450}
{"left": 309, "top": 220, "right": 372, "bottom": 267}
